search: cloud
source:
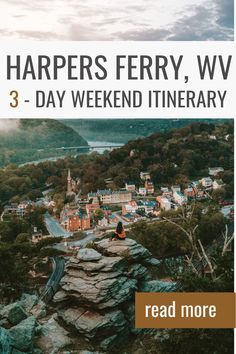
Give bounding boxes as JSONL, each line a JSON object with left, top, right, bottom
{"left": 167, "top": 4, "right": 234, "bottom": 41}
{"left": 68, "top": 23, "right": 112, "bottom": 41}
{"left": 0, "top": 0, "right": 233, "bottom": 41}
{"left": 216, "top": 0, "right": 234, "bottom": 28}
{"left": 114, "top": 1, "right": 234, "bottom": 41}
{"left": 17, "top": 30, "right": 65, "bottom": 40}
{"left": 115, "top": 28, "right": 171, "bottom": 41}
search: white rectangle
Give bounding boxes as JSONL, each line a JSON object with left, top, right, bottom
{"left": 0, "top": 41, "right": 235, "bottom": 118}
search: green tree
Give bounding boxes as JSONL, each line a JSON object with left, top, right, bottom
{"left": 0, "top": 222, "right": 13, "bottom": 243}
{"left": 212, "top": 187, "right": 226, "bottom": 202}
{"left": 93, "top": 209, "right": 105, "bottom": 222}
{"left": 15, "top": 233, "right": 31, "bottom": 243}
{"left": 158, "top": 328, "right": 233, "bottom": 354}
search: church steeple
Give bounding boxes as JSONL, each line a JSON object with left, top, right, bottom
{"left": 67, "top": 169, "right": 72, "bottom": 193}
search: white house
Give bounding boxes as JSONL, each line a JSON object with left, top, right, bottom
{"left": 122, "top": 203, "right": 137, "bottom": 215}
{"left": 145, "top": 180, "right": 154, "bottom": 194}
{"left": 140, "top": 172, "right": 151, "bottom": 180}
{"left": 171, "top": 185, "right": 181, "bottom": 193}
{"left": 209, "top": 135, "right": 217, "bottom": 140}
{"left": 125, "top": 182, "right": 136, "bottom": 191}
{"left": 208, "top": 167, "right": 224, "bottom": 176}
{"left": 201, "top": 177, "right": 213, "bottom": 188}
{"left": 138, "top": 187, "right": 147, "bottom": 196}
{"left": 161, "top": 187, "right": 169, "bottom": 193}
{"left": 160, "top": 197, "right": 171, "bottom": 211}
{"left": 173, "top": 191, "right": 187, "bottom": 205}
{"left": 98, "top": 217, "right": 109, "bottom": 227}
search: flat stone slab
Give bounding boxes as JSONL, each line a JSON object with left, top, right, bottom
{"left": 59, "top": 274, "right": 137, "bottom": 309}
{"left": 95, "top": 238, "right": 152, "bottom": 261}
{"left": 66, "top": 255, "right": 126, "bottom": 273}
{"left": 77, "top": 248, "right": 102, "bottom": 261}
{"left": 59, "top": 307, "right": 128, "bottom": 340}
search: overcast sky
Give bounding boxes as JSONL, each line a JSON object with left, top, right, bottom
{"left": 0, "top": 0, "right": 233, "bottom": 41}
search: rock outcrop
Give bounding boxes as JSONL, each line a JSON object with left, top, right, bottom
{"left": 0, "top": 327, "right": 11, "bottom": 354}
{"left": 0, "top": 295, "right": 46, "bottom": 354}
{"left": 0, "top": 239, "right": 174, "bottom": 353}
{"left": 20, "top": 294, "right": 47, "bottom": 319}
{"left": 9, "top": 316, "right": 36, "bottom": 352}
{"left": 0, "top": 303, "right": 27, "bottom": 326}
{"left": 53, "top": 238, "right": 162, "bottom": 351}
{"left": 36, "top": 313, "right": 72, "bottom": 353}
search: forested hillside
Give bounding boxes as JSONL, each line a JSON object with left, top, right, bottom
{"left": 0, "top": 119, "right": 88, "bottom": 166}
{"left": 63, "top": 118, "right": 228, "bottom": 143}
{"left": 72, "top": 121, "right": 234, "bottom": 196}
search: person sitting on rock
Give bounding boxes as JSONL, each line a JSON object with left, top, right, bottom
{"left": 110, "top": 221, "right": 126, "bottom": 241}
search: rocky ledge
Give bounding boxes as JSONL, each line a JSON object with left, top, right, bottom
{"left": 0, "top": 239, "right": 175, "bottom": 353}
{"left": 54, "top": 239, "right": 152, "bottom": 310}
{"left": 0, "top": 294, "right": 72, "bottom": 354}
{"left": 53, "top": 238, "right": 173, "bottom": 351}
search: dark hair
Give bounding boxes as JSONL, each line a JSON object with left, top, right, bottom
{"left": 116, "top": 221, "right": 123, "bottom": 234}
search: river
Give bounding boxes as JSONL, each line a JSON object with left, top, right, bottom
{"left": 19, "top": 140, "right": 123, "bottom": 167}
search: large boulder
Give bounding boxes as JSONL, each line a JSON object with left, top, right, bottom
{"left": 9, "top": 316, "right": 36, "bottom": 352}
{"left": 30, "top": 303, "right": 47, "bottom": 320}
{"left": 59, "top": 307, "right": 129, "bottom": 342}
{"left": 53, "top": 290, "right": 68, "bottom": 303}
{"left": 77, "top": 248, "right": 102, "bottom": 262}
{"left": 20, "top": 294, "right": 46, "bottom": 319}
{"left": 58, "top": 272, "right": 137, "bottom": 309}
{"left": 0, "top": 327, "right": 11, "bottom": 354}
{"left": 0, "top": 303, "right": 27, "bottom": 325}
{"left": 20, "top": 294, "right": 38, "bottom": 312}
{"left": 36, "top": 314, "right": 72, "bottom": 354}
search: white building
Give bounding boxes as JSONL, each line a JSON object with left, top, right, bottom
{"left": 161, "top": 187, "right": 169, "bottom": 193}
{"left": 140, "top": 172, "right": 151, "bottom": 180}
{"left": 208, "top": 167, "right": 224, "bottom": 176}
{"left": 102, "top": 190, "right": 132, "bottom": 204}
{"left": 125, "top": 182, "right": 136, "bottom": 191}
{"left": 138, "top": 187, "right": 147, "bottom": 196}
{"left": 160, "top": 197, "right": 171, "bottom": 211}
{"left": 88, "top": 189, "right": 132, "bottom": 205}
{"left": 98, "top": 217, "right": 108, "bottom": 227}
{"left": 201, "top": 177, "right": 213, "bottom": 188}
{"left": 145, "top": 180, "right": 154, "bottom": 194}
{"left": 122, "top": 201, "right": 138, "bottom": 215}
{"left": 209, "top": 135, "right": 217, "bottom": 140}
{"left": 171, "top": 185, "right": 181, "bottom": 193}
{"left": 173, "top": 191, "right": 187, "bottom": 205}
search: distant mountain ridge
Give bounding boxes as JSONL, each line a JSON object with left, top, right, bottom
{"left": 62, "top": 119, "right": 228, "bottom": 143}
{"left": 0, "top": 119, "right": 88, "bottom": 166}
